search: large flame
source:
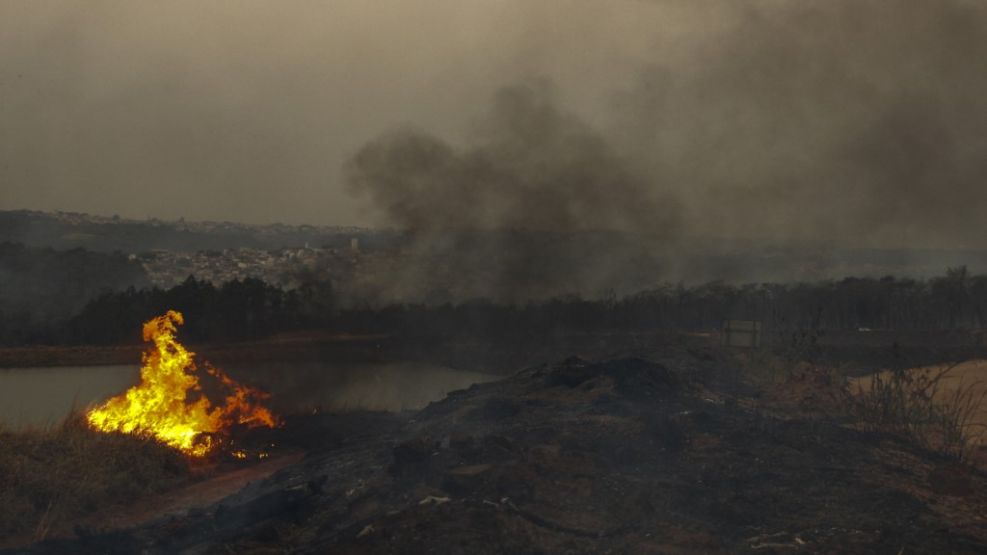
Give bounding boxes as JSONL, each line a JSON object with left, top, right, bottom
{"left": 86, "top": 310, "right": 279, "bottom": 457}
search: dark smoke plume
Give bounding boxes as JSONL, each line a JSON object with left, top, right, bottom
{"left": 345, "top": 81, "right": 680, "bottom": 302}
{"left": 346, "top": 1, "right": 987, "bottom": 300}
{"left": 347, "top": 81, "right": 680, "bottom": 235}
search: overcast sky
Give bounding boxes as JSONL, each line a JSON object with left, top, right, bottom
{"left": 3, "top": 1, "right": 987, "bottom": 249}
{"left": 1, "top": 1, "right": 709, "bottom": 226}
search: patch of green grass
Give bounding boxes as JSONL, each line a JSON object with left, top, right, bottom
{"left": 0, "top": 414, "right": 190, "bottom": 542}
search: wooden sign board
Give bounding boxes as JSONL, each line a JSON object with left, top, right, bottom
{"left": 722, "top": 320, "right": 761, "bottom": 348}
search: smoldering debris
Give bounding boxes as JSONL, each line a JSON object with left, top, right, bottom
{"left": 24, "top": 354, "right": 987, "bottom": 553}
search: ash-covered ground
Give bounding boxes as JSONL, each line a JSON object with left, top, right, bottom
{"left": 13, "top": 347, "right": 987, "bottom": 554}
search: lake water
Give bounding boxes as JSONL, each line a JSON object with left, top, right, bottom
{"left": 0, "top": 362, "right": 496, "bottom": 429}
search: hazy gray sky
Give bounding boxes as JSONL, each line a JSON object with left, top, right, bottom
{"left": 1, "top": 0, "right": 707, "bottom": 226}
{"left": 3, "top": 1, "right": 987, "bottom": 249}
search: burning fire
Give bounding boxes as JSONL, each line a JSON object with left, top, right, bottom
{"left": 86, "top": 310, "right": 280, "bottom": 457}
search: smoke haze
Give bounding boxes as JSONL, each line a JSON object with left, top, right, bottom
{"left": 345, "top": 80, "right": 680, "bottom": 235}
{"left": 613, "top": 0, "right": 987, "bottom": 249}
{"left": 1, "top": 1, "right": 678, "bottom": 226}
{"left": 3, "top": 1, "right": 987, "bottom": 250}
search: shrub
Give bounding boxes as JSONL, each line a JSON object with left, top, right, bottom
{"left": 849, "top": 363, "right": 986, "bottom": 461}
{"left": 0, "top": 415, "right": 190, "bottom": 542}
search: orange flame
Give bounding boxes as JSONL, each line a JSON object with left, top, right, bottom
{"left": 86, "top": 310, "right": 279, "bottom": 457}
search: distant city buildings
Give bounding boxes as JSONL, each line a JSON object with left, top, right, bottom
{"left": 138, "top": 246, "right": 362, "bottom": 290}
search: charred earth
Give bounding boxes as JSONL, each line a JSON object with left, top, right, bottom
{"left": 12, "top": 351, "right": 987, "bottom": 554}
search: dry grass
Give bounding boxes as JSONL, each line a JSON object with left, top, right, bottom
{"left": 0, "top": 414, "right": 190, "bottom": 542}
{"left": 738, "top": 346, "right": 987, "bottom": 462}
{"left": 849, "top": 363, "right": 987, "bottom": 461}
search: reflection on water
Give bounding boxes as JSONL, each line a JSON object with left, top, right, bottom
{"left": 0, "top": 362, "right": 495, "bottom": 429}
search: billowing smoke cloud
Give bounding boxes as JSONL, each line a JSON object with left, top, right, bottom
{"left": 346, "top": 80, "right": 680, "bottom": 235}
{"left": 344, "top": 81, "right": 680, "bottom": 302}
{"left": 5, "top": 1, "right": 987, "bottom": 292}
{"left": 613, "top": 0, "right": 987, "bottom": 249}
{"left": 0, "top": 1, "right": 674, "bottom": 227}
{"left": 342, "top": 0, "right": 987, "bottom": 300}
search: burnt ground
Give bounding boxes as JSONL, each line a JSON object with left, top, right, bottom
{"left": 9, "top": 348, "right": 987, "bottom": 554}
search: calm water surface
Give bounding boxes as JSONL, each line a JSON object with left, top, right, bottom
{"left": 0, "top": 365, "right": 139, "bottom": 428}
{"left": 0, "top": 362, "right": 496, "bottom": 429}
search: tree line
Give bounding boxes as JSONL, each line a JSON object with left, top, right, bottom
{"left": 0, "top": 242, "right": 148, "bottom": 344}
{"left": 6, "top": 266, "right": 987, "bottom": 346}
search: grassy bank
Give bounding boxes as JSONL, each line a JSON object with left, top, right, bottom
{"left": 0, "top": 416, "right": 190, "bottom": 543}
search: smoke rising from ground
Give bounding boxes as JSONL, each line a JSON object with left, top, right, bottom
{"left": 4, "top": 1, "right": 987, "bottom": 262}
{"left": 345, "top": 81, "right": 679, "bottom": 301}
{"left": 0, "top": 1, "right": 670, "bottom": 226}
{"left": 346, "top": 81, "right": 680, "bottom": 235}
{"left": 339, "top": 1, "right": 987, "bottom": 299}
{"left": 348, "top": 0, "right": 987, "bottom": 250}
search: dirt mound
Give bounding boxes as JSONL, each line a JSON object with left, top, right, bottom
{"left": 13, "top": 355, "right": 987, "bottom": 554}
{"left": 546, "top": 356, "right": 678, "bottom": 392}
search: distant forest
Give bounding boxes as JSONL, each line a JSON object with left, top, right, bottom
{"left": 5, "top": 259, "right": 987, "bottom": 347}
{"left": 0, "top": 242, "right": 148, "bottom": 342}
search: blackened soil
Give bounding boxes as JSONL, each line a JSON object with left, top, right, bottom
{"left": 12, "top": 352, "right": 987, "bottom": 554}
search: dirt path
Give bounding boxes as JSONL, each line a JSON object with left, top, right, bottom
{"left": 89, "top": 451, "right": 305, "bottom": 529}
{"left": 4, "top": 451, "right": 304, "bottom": 549}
